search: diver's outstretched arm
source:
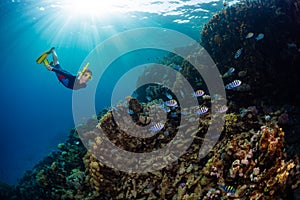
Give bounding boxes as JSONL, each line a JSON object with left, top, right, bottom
{"left": 52, "top": 49, "right": 59, "bottom": 65}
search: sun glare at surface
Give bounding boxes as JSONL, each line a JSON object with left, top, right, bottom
{"left": 59, "top": 0, "right": 219, "bottom": 17}
{"left": 29, "top": 0, "right": 220, "bottom": 50}
{"left": 62, "top": 0, "right": 120, "bottom": 18}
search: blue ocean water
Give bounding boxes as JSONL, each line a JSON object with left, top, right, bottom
{"left": 0, "top": 0, "right": 224, "bottom": 185}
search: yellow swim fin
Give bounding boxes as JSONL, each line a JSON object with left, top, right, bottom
{"left": 36, "top": 47, "right": 55, "bottom": 64}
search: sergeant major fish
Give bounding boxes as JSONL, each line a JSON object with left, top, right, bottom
{"left": 150, "top": 122, "right": 164, "bottom": 132}
{"left": 225, "top": 80, "right": 242, "bottom": 90}
{"left": 222, "top": 67, "right": 235, "bottom": 78}
{"left": 234, "top": 48, "right": 243, "bottom": 59}
{"left": 197, "top": 106, "right": 208, "bottom": 115}
{"left": 165, "top": 99, "right": 178, "bottom": 107}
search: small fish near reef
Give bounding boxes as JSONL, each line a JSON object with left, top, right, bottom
{"left": 165, "top": 99, "right": 178, "bottom": 107}
{"left": 192, "top": 89, "right": 205, "bottom": 97}
{"left": 160, "top": 104, "right": 171, "bottom": 113}
{"left": 150, "top": 122, "right": 164, "bottom": 132}
{"left": 165, "top": 92, "right": 173, "bottom": 100}
{"left": 196, "top": 106, "right": 208, "bottom": 115}
{"left": 225, "top": 80, "right": 242, "bottom": 90}
{"left": 222, "top": 67, "right": 235, "bottom": 78}
{"left": 255, "top": 33, "right": 264, "bottom": 41}
{"left": 216, "top": 105, "right": 228, "bottom": 113}
{"left": 171, "top": 65, "right": 183, "bottom": 71}
{"left": 245, "top": 32, "right": 254, "bottom": 39}
{"left": 234, "top": 48, "right": 243, "bottom": 59}
{"left": 219, "top": 185, "right": 236, "bottom": 194}
{"left": 127, "top": 109, "right": 134, "bottom": 115}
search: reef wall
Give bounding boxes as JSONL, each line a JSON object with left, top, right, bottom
{"left": 200, "top": 0, "right": 300, "bottom": 107}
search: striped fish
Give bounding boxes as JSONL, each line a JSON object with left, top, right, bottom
{"left": 217, "top": 105, "right": 228, "bottom": 113}
{"left": 219, "top": 185, "right": 236, "bottom": 194}
{"left": 150, "top": 122, "right": 164, "bottom": 132}
{"left": 225, "top": 80, "right": 242, "bottom": 90}
{"left": 193, "top": 89, "right": 205, "bottom": 97}
{"left": 197, "top": 106, "right": 208, "bottom": 115}
{"left": 165, "top": 99, "right": 178, "bottom": 107}
{"left": 234, "top": 48, "right": 243, "bottom": 59}
{"left": 222, "top": 67, "right": 235, "bottom": 78}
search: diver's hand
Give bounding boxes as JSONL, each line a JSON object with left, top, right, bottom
{"left": 46, "top": 66, "right": 53, "bottom": 71}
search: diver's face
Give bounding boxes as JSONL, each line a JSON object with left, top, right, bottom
{"left": 80, "top": 72, "right": 92, "bottom": 83}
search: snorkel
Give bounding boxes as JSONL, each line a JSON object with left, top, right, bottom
{"left": 77, "top": 62, "right": 90, "bottom": 80}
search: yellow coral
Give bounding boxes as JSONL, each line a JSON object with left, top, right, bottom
{"left": 95, "top": 136, "right": 102, "bottom": 145}
{"left": 276, "top": 171, "right": 289, "bottom": 185}
{"left": 276, "top": 161, "right": 295, "bottom": 185}
{"left": 225, "top": 113, "right": 238, "bottom": 133}
{"left": 90, "top": 161, "right": 100, "bottom": 171}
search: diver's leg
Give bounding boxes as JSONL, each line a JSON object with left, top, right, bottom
{"left": 52, "top": 49, "right": 59, "bottom": 66}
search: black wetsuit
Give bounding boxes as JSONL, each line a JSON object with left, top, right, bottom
{"left": 51, "top": 64, "right": 87, "bottom": 90}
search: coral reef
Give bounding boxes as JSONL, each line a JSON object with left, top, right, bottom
{"left": 3, "top": 97, "right": 298, "bottom": 199}
{"left": 12, "top": 129, "right": 93, "bottom": 200}
{"left": 79, "top": 102, "right": 300, "bottom": 199}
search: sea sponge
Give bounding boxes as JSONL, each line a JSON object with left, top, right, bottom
{"left": 258, "top": 125, "right": 285, "bottom": 162}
